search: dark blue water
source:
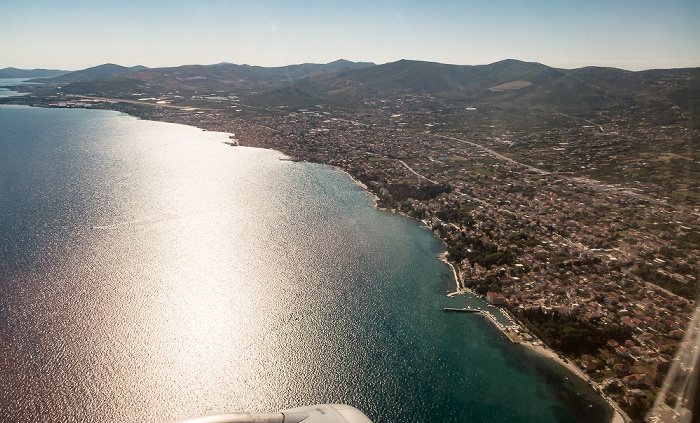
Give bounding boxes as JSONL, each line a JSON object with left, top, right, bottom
{"left": 0, "top": 105, "right": 612, "bottom": 422}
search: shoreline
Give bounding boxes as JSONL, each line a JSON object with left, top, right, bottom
{"left": 11, "top": 101, "right": 629, "bottom": 423}
{"left": 117, "top": 104, "right": 633, "bottom": 423}
{"left": 435, "top": 221, "right": 628, "bottom": 423}
{"left": 439, "top": 252, "right": 464, "bottom": 292}
{"left": 519, "top": 340, "right": 628, "bottom": 423}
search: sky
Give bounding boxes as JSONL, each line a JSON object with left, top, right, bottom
{"left": 1, "top": 0, "right": 699, "bottom": 71}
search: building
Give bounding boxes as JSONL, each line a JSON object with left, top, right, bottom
{"left": 487, "top": 291, "right": 507, "bottom": 306}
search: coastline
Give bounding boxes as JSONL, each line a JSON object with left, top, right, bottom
{"left": 8, "top": 102, "right": 629, "bottom": 423}
{"left": 436, "top": 232, "right": 629, "bottom": 423}
{"left": 120, "top": 105, "right": 632, "bottom": 423}
{"left": 519, "top": 340, "right": 628, "bottom": 423}
{"left": 353, "top": 163, "right": 628, "bottom": 423}
{"left": 439, "top": 252, "right": 465, "bottom": 292}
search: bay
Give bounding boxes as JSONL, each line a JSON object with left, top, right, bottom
{"left": 0, "top": 78, "right": 30, "bottom": 97}
{"left": 0, "top": 105, "right": 612, "bottom": 422}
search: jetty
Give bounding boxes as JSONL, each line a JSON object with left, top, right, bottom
{"left": 443, "top": 306, "right": 522, "bottom": 344}
{"left": 443, "top": 307, "right": 480, "bottom": 313}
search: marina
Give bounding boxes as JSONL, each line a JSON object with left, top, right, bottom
{"left": 443, "top": 305, "right": 522, "bottom": 344}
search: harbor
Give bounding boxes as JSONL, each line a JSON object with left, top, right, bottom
{"left": 443, "top": 305, "right": 524, "bottom": 344}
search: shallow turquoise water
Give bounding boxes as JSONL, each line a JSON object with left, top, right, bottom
{"left": 0, "top": 105, "right": 611, "bottom": 422}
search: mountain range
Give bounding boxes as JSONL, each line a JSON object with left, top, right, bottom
{"left": 0, "top": 67, "right": 68, "bottom": 78}
{"left": 253, "top": 59, "right": 700, "bottom": 112}
{"left": 29, "top": 63, "right": 149, "bottom": 84}
{"left": 8, "top": 59, "right": 700, "bottom": 121}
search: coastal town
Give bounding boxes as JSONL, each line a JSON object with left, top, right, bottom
{"left": 87, "top": 92, "right": 697, "bottom": 421}
{"left": 3, "top": 0, "right": 699, "bottom": 419}
{"left": 5, "top": 85, "right": 699, "bottom": 422}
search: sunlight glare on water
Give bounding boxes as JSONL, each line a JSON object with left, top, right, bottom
{"left": 0, "top": 106, "right": 612, "bottom": 423}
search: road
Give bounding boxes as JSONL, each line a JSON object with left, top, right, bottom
{"left": 435, "top": 134, "right": 550, "bottom": 175}
{"left": 70, "top": 95, "right": 219, "bottom": 111}
{"left": 554, "top": 111, "right": 606, "bottom": 132}
{"left": 434, "top": 133, "right": 681, "bottom": 210}
{"left": 398, "top": 160, "right": 438, "bottom": 184}
{"left": 649, "top": 302, "right": 700, "bottom": 422}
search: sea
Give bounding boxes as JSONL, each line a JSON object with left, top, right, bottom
{"left": 0, "top": 94, "right": 613, "bottom": 422}
{"left": 0, "top": 78, "right": 30, "bottom": 98}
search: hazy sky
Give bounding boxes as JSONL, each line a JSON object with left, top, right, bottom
{"left": 2, "top": 0, "right": 699, "bottom": 71}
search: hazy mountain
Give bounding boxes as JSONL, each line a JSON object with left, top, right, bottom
{"left": 248, "top": 59, "right": 700, "bottom": 115}
{"left": 34, "top": 64, "right": 149, "bottom": 84}
{"left": 246, "top": 59, "right": 565, "bottom": 107}
{"left": 284, "top": 59, "right": 555, "bottom": 97}
{"left": 17, "top": 59, "right": 700, "bottom": 119}
{"left": 275, "top": 59, "right": 375, "bottom": 78}
{"left": 56, "top": 60, "right": 374, "bottom": 96}
{"left": 0, "top": 67, "right": 68, "bottom": 78}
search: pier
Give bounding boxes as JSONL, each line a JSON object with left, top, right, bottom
{"left": 443, "top": 307, "right": 480, "bottom": 313}
{"left": 443, "top": 306, "right": 522, "bottom": 344}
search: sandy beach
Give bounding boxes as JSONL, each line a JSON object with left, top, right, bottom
{"left": 519, "top": 340, "right": 628, "bottom": 423}
{"left": 438, "top": 252, "right": 464, "bottom": 292}
{"left": 440, "top": 254, "right": 628, "bottom": 423}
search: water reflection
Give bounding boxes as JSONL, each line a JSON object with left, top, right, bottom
{"left": 0, "top": 107, "right": 611, "bottom": 423}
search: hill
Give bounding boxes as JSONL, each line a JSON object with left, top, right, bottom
{"left": 53, "top": 60, "right": 374, "bottom": 96}
{"left": 0, "top": 67, "right": 68, "bottom": 78}
{"left": 34, "top": 64, "right": 149, "bottom": 84}
{"left": 12, "top": 59, "right": 700, "bottom": 122}
{"left": 245, "top": 59, "right": 700, "bottom": 117}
